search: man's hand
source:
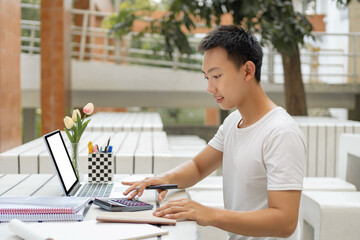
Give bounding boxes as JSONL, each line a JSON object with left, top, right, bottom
{"left": 122, "top": 176, "right": 170, "bottom": 202}
{"left": 153, "top": 198, "right": 218, "bottom": 226}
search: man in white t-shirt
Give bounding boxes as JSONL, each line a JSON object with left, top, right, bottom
{"left": 123, "top": 25, "right": 306, "bottom": 240}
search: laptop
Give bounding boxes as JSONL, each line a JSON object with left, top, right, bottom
{"left": 43, "top": 130, "right": 120, "bottom": 198}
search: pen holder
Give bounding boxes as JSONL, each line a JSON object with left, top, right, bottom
{"left": 88, "top": 153, "right": 113, "bottom": 183}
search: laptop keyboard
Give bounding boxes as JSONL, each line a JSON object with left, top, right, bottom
{"left": 77, "top": 183, "right": 114, "bottom": 197}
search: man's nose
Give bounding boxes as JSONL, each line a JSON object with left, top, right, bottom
{"left": 207, "top": 82, "right": 215, "bottom": 94}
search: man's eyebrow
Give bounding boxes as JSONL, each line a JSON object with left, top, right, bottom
{"left": 201, "top": 67, "right": 220, "bottom": 74}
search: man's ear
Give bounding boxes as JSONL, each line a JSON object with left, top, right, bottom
{"left": 244, "top": 61, "right": 256, "bottom": 82}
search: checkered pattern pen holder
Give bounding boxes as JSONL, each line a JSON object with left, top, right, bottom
{"left": 88, "top": 153, "right": 113, "bottom": 182}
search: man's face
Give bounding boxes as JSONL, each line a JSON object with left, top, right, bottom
{"left": 202, "top": 47, "right": 248, "bottom": 110}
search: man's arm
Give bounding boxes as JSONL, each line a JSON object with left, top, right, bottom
{"left": 154, "top": 190, "right": 301, "bottom": 238}
{"left": 123, "top": 145, "right": 222, "bottom": 200}
{"left": 212, "top": 190, "right": 301, "bottom": 237}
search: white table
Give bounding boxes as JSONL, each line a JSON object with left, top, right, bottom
{"left": 0, "top": 174, "right": 199, "bottom": 240}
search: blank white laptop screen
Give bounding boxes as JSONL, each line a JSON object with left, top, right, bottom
{"left": 46, "top": 131, "right": 77, "bottom": 192}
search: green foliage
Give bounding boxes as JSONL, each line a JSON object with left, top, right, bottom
{"left": 102, "top": 0, "right": 156, "bottom": 39}
{"left": 160, "top": 108, "right": 205, "bottom": 126}
{"left": 103, "top": 0, "right": 315, "bottom": 57}
{"left": 103, "top": 0, "right": 355, "bottom": 61}
{"left": 64, "top": 128, "right": 74, "bottom": 143}
{"left": 247, "top": 0, "right": 313, "bottom": 54}
{"left": 21, "top": 2, "right": 40, "bottom": 21}
{"left": 335, "top": 0, "right": 355, "bottom": 7}
{"left": 21, "top": 0, "right": 41, "bottom": 53}
{"left": 335, "top": 0, "right": 359, "bottom": 8}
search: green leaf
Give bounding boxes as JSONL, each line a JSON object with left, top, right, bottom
{"left": 77, "top": 112, "right": 82, "bottom": 129}
{"left": 72, "top": 125, "right": 78, "bottom": 143}
{"left": 78, "top": 119, "right": 91, "bottom": 139}
{"left": 64, "top": 128, "right": 74, "bottom": 143}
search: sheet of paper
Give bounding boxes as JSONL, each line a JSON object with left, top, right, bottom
{"left": 9, "top": 219, "right": 53, "bottom": 240}
{"left": 10, "top": 220, "right": 168, "bottom": 240}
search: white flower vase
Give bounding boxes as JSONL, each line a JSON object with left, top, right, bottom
{"left": 71, "top": 143, "right": 83, "bottom": 182}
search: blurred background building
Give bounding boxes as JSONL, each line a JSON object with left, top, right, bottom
{"left": 0, "top": 0, "right": 359, "bottom": 152}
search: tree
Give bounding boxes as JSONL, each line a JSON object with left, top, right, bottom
{"left": 104, "top": 0, "right": 356, "bottom": 116}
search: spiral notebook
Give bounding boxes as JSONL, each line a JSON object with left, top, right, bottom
{"left": 0, "top": 196, "right": 92, "bottom": 222}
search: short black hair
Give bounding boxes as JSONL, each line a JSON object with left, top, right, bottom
{"left": 198, "top": 25, "right": 263, "bottom": 82}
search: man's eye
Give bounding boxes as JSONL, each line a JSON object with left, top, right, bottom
{"left": 213, "top": 75, "right": 222, "bottom": 79}
{"left": 204, "top": 76, "right": 209, "bottom": 80}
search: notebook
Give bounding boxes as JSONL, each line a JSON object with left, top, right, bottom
{"left": 0, "top": 196, "right": 91, "bottom": 222}
{"left": 43, "top": 130, "right": 121, "bottom": 198}
{"left": 97, "top": 211, "right": 176, "bottom": 225}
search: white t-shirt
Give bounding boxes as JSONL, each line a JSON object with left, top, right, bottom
{"left": 208, "top": 107, "right": 306, "bottom": 240}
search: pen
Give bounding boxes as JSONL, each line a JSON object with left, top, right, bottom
{"left": 106, "top": 137, "right": 111, "bottom": 148}
{"left": 139, "top": 184, "right": 178, "bottom": 190}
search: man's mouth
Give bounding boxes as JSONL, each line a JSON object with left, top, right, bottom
{"left": 215, "top": 96, "right": 224, "bottom": 103}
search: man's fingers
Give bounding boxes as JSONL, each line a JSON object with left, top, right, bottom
{"left": 157, "top": 190, "right": 168, "bottom": 202}
{"left": 122, "top": 182, "right": 142, "bottom": 196}
{"left": 127, "top": 189, "right": 139, "bottom": 199}
{"left": 122, "top": 177, "right": 172, "bottom": 198}
{"left": 156, "top": 206, "right": 185, "bottom": 215}
{"left": 155, "top": 199, "right": 184, "bottom": 212}
{"left": 164, "top": 212, "right": 189, "bottom": 220}
{"left": 121, "top": 181, "right": 136, "bottom": 186}
{"left": 137, "top": 184, "right": 147, "bottom": 197}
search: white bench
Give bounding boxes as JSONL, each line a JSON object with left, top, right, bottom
{"left": 153, "top": 135, "right": 206, "bottom": 175}
{"left": 338, "top": 133, "right": 360, "bottom": 189}
{"left": 300, "top": 178, "right": 357, "bottom": 240}
{"left": 0, "top": 131, "right": 205, "bottom": 176}
{"left": 294, "top": 118, "right": 360, "bottom": 178}
{"left": 186, "top": 176, "right": 356, "bottom": 210}
{"left": 134, "top": 132, "right": 153, "bottom": 174}
{"left": 301, "top": 191, "right": 360, "bottom": 240}
{"left": 115, "top": 132, "right": 139, "bottom": 174}
{"left": 87, "top": 112, "right": 163, "bottom": 132}
{"left": 187, "top": 176, "right": 357, "bottom": 240}
{"left": 303, "top": 177, "right": 357, "bottom": 191}
{"left": 298, "top": 138, "right": 360, "bottom": 239}
{"left": 153, "top": 131, "right": 172, "bottom": 174}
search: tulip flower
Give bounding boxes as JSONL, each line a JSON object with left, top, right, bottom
{"left": 64, "top": 103, "right": 95, "bottom": 180}
{"left": 64, "top": 103, "right": 95, "bottom": 144}
{"left": 83, "top": 103, "right": 94, "bottom": 115}
{"left": 72, "top": 109, "right": 81, "bottom": 122}
{"left": 64, "top": 116, "right": 74, "bottom": 129}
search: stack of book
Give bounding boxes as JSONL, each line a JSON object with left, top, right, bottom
{"left": 0, "top": 196, "right": 92, "bottom": 222}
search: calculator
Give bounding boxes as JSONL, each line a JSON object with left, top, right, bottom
{"left": 94, "top": 198, "right": 153, "bottom": 212}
